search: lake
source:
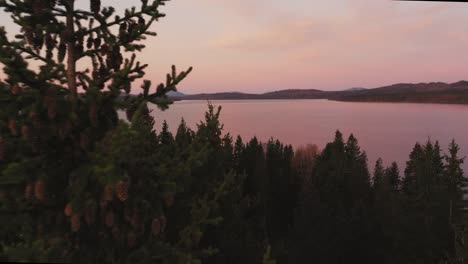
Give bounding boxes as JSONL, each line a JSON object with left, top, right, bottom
{"left": 149, "top": 99, "right": 468, "bottom": 172}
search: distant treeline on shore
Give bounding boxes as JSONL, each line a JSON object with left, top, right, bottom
{"left": 172, "top": 81, "right": 468, "bottom": 105}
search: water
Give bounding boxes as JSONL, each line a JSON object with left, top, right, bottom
{"left": 149, "top": 99, "right": 468, "bottom": 172}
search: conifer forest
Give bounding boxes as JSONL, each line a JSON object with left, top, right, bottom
{"left": 0, "top": 0, "right": 467, "bottom": 263}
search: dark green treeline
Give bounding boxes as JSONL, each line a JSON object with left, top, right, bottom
{"left": 157, "top": 105, "right": 468, "bottom": 264}
{"left": 1, "top": 104, "right": 467, "bottom": 263}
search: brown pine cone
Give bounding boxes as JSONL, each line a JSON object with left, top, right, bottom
{"left": 111, "top": 226, "right": 121, "bottom": 241}
{"left": 8, "top": 120, "right": 17, "bottom": 136}
{"left": 115, "top": 181, "right": 128, "bottom": 202}
{"left": 151, "top": 218, "right": 161, "bottom": 237}
{"left": 71, "top": 214, "right": 81, "bottom": 232}
{"left": 34, "top": 180, "right": 46, "bottom": 201}
{"left": 104, "top": 184, "right": 113, "bottom": 201}
{"left": 11, "top": 84, "right": 20, "bottom": 95}
{"left": 125, "top": 109, "right": 134, "bottom": 122}
{"left": 105, "top": 210, "right": 114, "bottom": 228}
{"left": 24, "top": 183, "right": 33, "bottom": 200}
{"left": 21, "top": 125, "right": 30, "bottom": 141}
{"left": 64, "top": 203, "right": 72, "bottom": 217}
{"left": 29, "top": 111, "right": 41, "bottom": 130}
{"left": 24, "top": 26, "right": 34, "bottom": 45}
{"left": 47, "top": 100, "right": 57, "bottom": 120}
{"left": 163, "top": 192, "right": 174, "bottom": 208}
{"left": 99, "top": 195, "right": 107, "bottom": 209}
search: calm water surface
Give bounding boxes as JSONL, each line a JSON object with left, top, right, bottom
{"left": 149, "top": 99, "right": 468, "bottom": 172}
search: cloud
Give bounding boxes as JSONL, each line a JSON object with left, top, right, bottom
{"left": 209, "top": 0, "right": 456, "bottom": 58}
{"left": 210, "top": 17, "right": 333, "bottom": 51}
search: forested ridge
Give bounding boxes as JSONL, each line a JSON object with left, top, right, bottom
{"left": 0, "top": 0, "right": 467, "bottom": 263}
{"left": 180, "top": 81, "right": 468, "bottom": 105}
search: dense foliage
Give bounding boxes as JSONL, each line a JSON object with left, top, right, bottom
{"left": 0, "top": 0, "right": 467, "bottom": 263}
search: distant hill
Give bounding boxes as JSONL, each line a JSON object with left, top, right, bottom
{"left": 180, "top": 81, "right": 468, "bottom": 105}
{"left": 183, "top": 90, "right": 327, "bottom": 100}
{"left": 183, "top": 92, "right": 262, "bottom": 100}
{"left": 262, "top": 89, "right": 324, "bottom": 99}
{"left": 167, "top": 91, "right": 186, "bottom": 97}
{"left": 332, "top": 81, "right": 468, "bottom": 104}
{"left": 345, "top": 87, "right": 367, "bottom": 92}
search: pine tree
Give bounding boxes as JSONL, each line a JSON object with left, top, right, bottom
{"left": 291, "top": 131, "right": 376, "bottom": 264}
{"left": 373, "top": 158, "right": 385, "bottom": 189}
{"left": 0, "top": 0, "right": 194, "bottom": 262}
{"left": 384, "top": 162, "right": 401, "bottom": 192}
{"left": 443, "top": 140, "right": 467, "bottom": 263}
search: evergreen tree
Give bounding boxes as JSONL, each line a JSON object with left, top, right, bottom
{"left": 443, "top": 140, "right": 467, "bottom": 263}
{"left": 373, "top": 158, "right": 385, "bottom": 189}
{"left": 0, "top": 0, "right": 230, "bottom": 262}
{"left": 175, "top": 118, "right": 193, "bottom": 150}
{"left": 290, "top": 131, "right": 376, "bottom": 264}
{"left": 384, "top": 162, "right": 401, "bottom": 192}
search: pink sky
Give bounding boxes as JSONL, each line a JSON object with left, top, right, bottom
{"left": 1, "top": 0, "right": 468, "bottom": 93}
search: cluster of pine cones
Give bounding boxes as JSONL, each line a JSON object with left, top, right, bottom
{"left": 23, "top": 180, "right": 46, "bottom": 201}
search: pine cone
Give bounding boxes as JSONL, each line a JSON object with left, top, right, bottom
{"left": 29, "top": 111, "right": 41, "bottom": 130}
{"left": 125, "top": 109, "right": 134, "bottom": 121}
{"left": 43, "top": 88, "right": 57, "bottom": 120}
{"left": 94, "top": 38, "right": 101, "bottom": 50}
{"left": 46, "top": 99, "right": 57, "bottom": 120}
{"left": 8, "top": 120, "right": 17, "bottom": 136}
{"left": 64, "top": 203, "right": 72, "bottom": 217}
{"left": 71, "top": 214, "right": 81, "bottom": 232}
{"left": 99, "top": 195, "right": 107, "bottom": 209}
{"left": 105, "top": 210, "right": 114, "bottom": 228}
{"left": 127, "top": 231, "right": 136, "bottom": 249}
{"left": 58, "top": 42, "right": 66, "bottom": 62}
{"left": 0, "top": 136, "right": 5, "bottom": 161}
{"left": 104, "top": 184, "right": 113, "bottom": 201}
{"left": 116, "top": 181, "right": 128, "bottom": 202}
{"left": 21, "top": 125, "right": 30, "bottom": 141}
{"left": 151, "top": 218, "right": 161, "bottom": 237}
{"left": 111, "top": 226, "right": 121, "bottom": 241}
{"left": 11, "top": 84, "right": 20, "bottom": 95}
{"left": 24, "top": 183, "right": 33, "bottom": 200}
{"left": 32, "top": 0, "right": 45, "bottom": 16}
{"left": 34, "top": 180, "right": 46, "bottom": 201}
{"left": 24, "top": 26, "right": 34, "bottom": 45}
{"left": 163, "top": 192, "right": 174, "bottom": 208}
